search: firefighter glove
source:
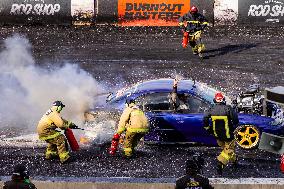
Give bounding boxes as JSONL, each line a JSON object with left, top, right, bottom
{"left": 201, "top": 22, "right": 208, "bottom": 30}
{"left": 204, "top": 125, "right": 213, "bottom": 135}
{"left": 69, "top": 122, "right": 79, "bottom": 129}
{"left": 179, "top": 23, "right": 186, "bottom": 31}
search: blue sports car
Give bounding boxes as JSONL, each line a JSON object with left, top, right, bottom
{"left": 90, "top": 79, "right": 284, "bottom": 149}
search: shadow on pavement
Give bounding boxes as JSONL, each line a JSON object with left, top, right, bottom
{"left": 203, "top": 43, "right": 259, "bottom": 59}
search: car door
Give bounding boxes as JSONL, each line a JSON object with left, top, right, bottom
{"left": 169, "top": 94, "right": 215, "bottom": 144}
{"left": 135, "top": 92, "right": 188, "bottom": 143}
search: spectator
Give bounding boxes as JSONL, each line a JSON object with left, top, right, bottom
{"left": 176, "top": 156, "right": 214, "bottom": 189}
{"left": 3, "top": 164, "right": 37, "bottom": 189}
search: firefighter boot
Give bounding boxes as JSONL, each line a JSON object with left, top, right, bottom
{"left": 45, "top": 145, "right": 58, "bottom": 160}
{"left": 59, "top": 152, "right": 70, "bottom": 163}
{"left": 123, "top": 147, "right": 133, "bottom": 158}
{"left": 189, "top": 40, "right": 198, "bottom": 55}
{"left": 192, "top": 46, "right": 198, "bottom": 55}
{"left": 217, "top": 161, "right": 225, "bottom": 175}
{"left": 45, "top": 151, "right": 58, "bottom": 160}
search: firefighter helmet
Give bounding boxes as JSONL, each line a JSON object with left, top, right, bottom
{"left": 190, "top": 6, "right": 198, "bottom": 14}
{"left": 53, "top": 101, "right": 65, "bottom": 107}
{"left": 52, "top": 100, "right": 65, "bottom": 112}
{"left": 214, "top": 92, "right": 225, "bottom": 103}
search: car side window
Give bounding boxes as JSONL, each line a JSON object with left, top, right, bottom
{"left": 135, "top": 93, "right": 172, "bottom": 112}
{"left": 185, "top": 95, "right": 211, "bottom": 113}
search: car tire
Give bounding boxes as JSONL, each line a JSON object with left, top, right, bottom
{"left": 234, "top": 124, "right": 260, "bottom": 149}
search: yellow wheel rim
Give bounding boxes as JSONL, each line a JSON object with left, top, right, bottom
{"left": 235, "top": 125, "right": 259, "bottom": 149}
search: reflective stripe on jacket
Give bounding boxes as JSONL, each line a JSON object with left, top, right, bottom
{"left": 178, "top": 12, "right": 208, "bottom": 32}
{"left": 203, "top": 103, "right": 239, "bottom": 141}
{"left": 211, "top": 115, "right": 230, "bottom": 139}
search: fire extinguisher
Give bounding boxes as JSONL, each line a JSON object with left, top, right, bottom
{"left": 182, "top": 31, "right": 189, "bottom": 48}
{"left": 109, "top": 133, "right": 120, "bottom": 155}
{"left": 281, "top": 154, "right": 284, "bottom": 173}
{"left": 64, "top": 128, "right": 80, "bottom": 151}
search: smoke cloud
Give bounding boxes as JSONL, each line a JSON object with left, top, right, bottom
{"left": 0, "top": 34, "right": 104, "bottom": 132}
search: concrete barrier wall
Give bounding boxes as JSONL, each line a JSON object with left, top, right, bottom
{"left": 214, "top": 0, "right": 284, "bottom": 25}
{"left": 71, "top": 0, "right": 94, "bottom": 25}
{"left": 96, "top": 0, "right": 118, "bottom": 23}
{"left": 214, "top": 0, "right": 238, "bottom": 24}
{"left": 0, "top": 0, "right": 71, "bottom": 25}
{"left": 96, "top": 0, "right": 214, "bottom": 26}
{"left": 0, "top": 181, "right": 174, "bottom": 189}
{"left": 238, "top": 0, "right": 284, "bottom": 25}
{"left": 0, "top": 0, "right": 283, "bottom": 26}
{"left": 1, "top": 180, "right": 284, "bottom": 189}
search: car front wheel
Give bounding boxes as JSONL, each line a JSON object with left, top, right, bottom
{"left": 234, "top": 125, "right": 260, "bottom": 149}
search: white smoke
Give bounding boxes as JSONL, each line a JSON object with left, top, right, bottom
{"left": 0, "top": 34, "right": 104, "bottom": 132}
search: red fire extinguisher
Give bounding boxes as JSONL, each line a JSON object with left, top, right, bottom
{"left": 65, "top": 128, "right": 80, "bottom": 151}
{"left": 281, "top": 154, "right": 284, "bottom": 173}
{"left": 109, "top": 133, "right": 120, "bottom": 155}
{"left": 182, "top": 31, "right": 189, "bottom": 48}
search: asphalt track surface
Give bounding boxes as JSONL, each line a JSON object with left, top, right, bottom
{"left": 0, "top": 25, "right": 284, "bottom": 178}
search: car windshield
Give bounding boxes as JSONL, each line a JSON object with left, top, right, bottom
{"left": 135, "top": 92, "right": 211, "bottom": 113}
{"left": 136, "top": 93, "right": 171, "bottom": 112}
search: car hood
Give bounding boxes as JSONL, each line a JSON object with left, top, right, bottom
{"left": 238, "top": 113, "right": 284, "bottom": 135}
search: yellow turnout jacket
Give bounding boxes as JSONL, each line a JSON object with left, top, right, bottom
{"left": 37, "top": 106, "right": 70, "bottom": 140}
{"left": 117, "top": 104, "right": 149, "bottom": 134}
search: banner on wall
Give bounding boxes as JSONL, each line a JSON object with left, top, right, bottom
{"left": 118, "top": 0, "right": 190, "bottom": 26}
{"left": 71, "top": 0, "right": 94, "bottom": 25}
{"left": 0, "top": 0, "right": 71, "bottom": 24}
{"left": 239, "top": 0, "right": 284, "bottom": 24}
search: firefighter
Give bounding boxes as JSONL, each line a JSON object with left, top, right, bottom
{"left": 175, "top": 156, "right": 214, "bottom": 189}
{"left": 37, "top": 101, "right": 78, "bottom": 163}
{"left": 112, "top": 98, "right": 149, "bottom": 157}
{"left": 178, "top": 6, "right": 208, "bottom": 55}
{"left": 203, "top": 92, "right": 239, "bottom": 175}
{"left": 170, "top": 79, "right": 190, "bottom": 113}
{"left": 3, "top": 164, "right": 37, "bottom": 189}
